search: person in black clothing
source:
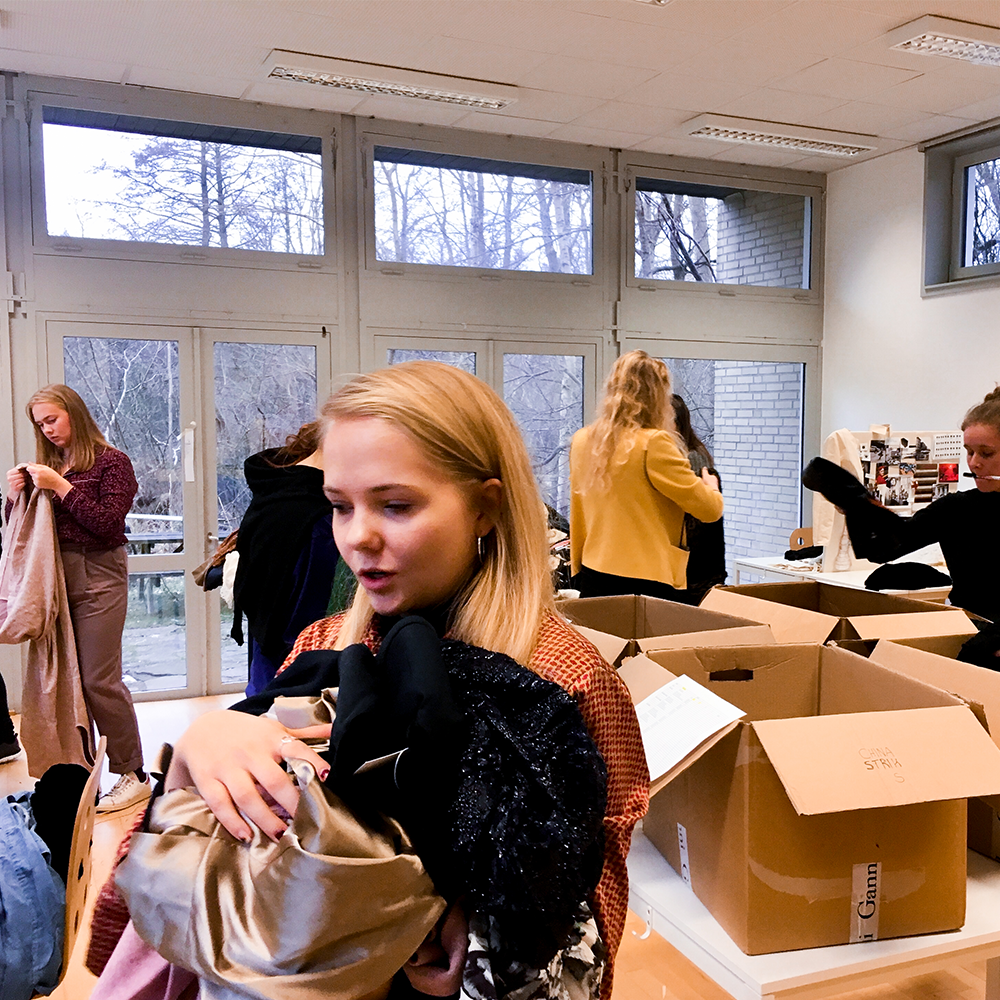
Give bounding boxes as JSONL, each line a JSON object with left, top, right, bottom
{"left": 803, "top": 386, "right": 1000, "bottom": 624}
{"left": 230, "top": 422, "right": 340, "bottom": 696}
{"left": 671, "top": 394, "right": 727, "bottom": 604}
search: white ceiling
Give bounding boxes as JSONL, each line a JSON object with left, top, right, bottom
{"left": 3, "top": 0, "right": 1000, "bottom": 173}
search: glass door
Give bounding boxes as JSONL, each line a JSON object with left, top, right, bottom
{"left": 200, "top": 330, "right": 324, "bottom": 690}
{"left": 48, "top": 320, "right": 327, "bottom": 698}
{"left": 374, "top": 332, "right": 598, "bottom": 518}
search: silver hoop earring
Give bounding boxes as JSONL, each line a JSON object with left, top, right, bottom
{"left": 476, "top": 534, "right": 485, "bottom": 562}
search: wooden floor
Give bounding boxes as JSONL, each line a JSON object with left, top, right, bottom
{"left": 3, "top": 696, "right": 992, "bottom": 1000}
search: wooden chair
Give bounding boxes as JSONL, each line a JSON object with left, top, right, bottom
{"left": 788, "top": 526, "right": 814, "bottom": 551}
{"left": 59, "top": 735, "right": 107, "bottom": 982}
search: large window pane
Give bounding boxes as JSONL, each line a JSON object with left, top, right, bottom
{"left": 123, "top": 572, "right": 186, "bottom": 693}
{"left": 387, "top": 348, "right": 476, "bottom": 374}
{"left": 504, "top": 354, "right": 584, "bottom": 516}
{"left": 214, "top": 342, "right": 318, "bottom": 535}
{"left": 374, "top": 146, "right": 592, "bottom": 274}
{"left": 664, "top": 358, "right": 804, "bottom": 577}
{"left": 964, "top": 157, "right": 1000, "bottom": 267}
{"left": 637, "top": 179, "right": 809, "bottom": 289}
{"left": 42, "top": 108, "right": 324, "bottom": 254}
{"left": 64, "top": 337, "right": 183, "bottom": 556}
{"left": 220, "top": 605, "right": 247, "bottom": 687}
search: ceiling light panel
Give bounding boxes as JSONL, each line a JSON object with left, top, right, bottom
{"left": 885, "top": 15, "right": 1000, "bottom": 67}
{"left": 263, "top": 50, "right": 518, "bottom": 110}
{"left": 680, "top": 114, "right": 877, "bottom": 157}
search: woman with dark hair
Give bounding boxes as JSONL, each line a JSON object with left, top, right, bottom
{"left": 5, "top": 384, "right": 145, "bottom": 811}
{"left": 671, "top": 393, "right": 727, "bottom": 603}
{"left": 569, "top": 351, "right": 722, "bottom": 600}
{"left": 230, "top": 421, "right": 339, "bottom": 696}
{"left": 803, "top": 385, "right": 1000, "bottom": 624}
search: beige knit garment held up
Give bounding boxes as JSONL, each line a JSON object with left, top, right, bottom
{"left": 0, "top": 483, "right": 94, "bottom": 775}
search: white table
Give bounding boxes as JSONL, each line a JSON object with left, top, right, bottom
{"left": 731, "top": 556, "right": 951, "bottom": 602}
{"left": 627, "top": 829, "right": 1000, "bottom": 1000}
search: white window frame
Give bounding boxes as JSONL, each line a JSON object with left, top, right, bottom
{"left": 623, "top": 161, "right": 822, "bottom": 304}
{"left": 360, "top": 126, "right": 606, "bottom": 287}
{"left": 922, "top": 122, "right": 1000, "bottom": 293}
{"left": 620, "top": 338, "right": 821, "bottom": 523}
{"left": 951, "top": 141, "right": 1000, "bottom": 282}
{"left": 26, "top": 81, "right": 337, "bottom": 272}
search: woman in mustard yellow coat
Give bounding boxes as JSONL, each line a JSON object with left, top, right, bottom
{"left": 570, "top": 351, "right": 723, "bottom": 599}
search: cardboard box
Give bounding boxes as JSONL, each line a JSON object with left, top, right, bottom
{"left": 869, "top": 635, "right": 1000, "bottom": 860}
{"left": 700, "top": 581, "right": 976, "bottom": 644}
{"left": 556, "top": 594, "right": 773, "bottom": 664}
{"left": 618, "top": 643, "right": 1000, "bottom": 954}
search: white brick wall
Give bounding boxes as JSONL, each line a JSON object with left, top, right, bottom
{"left": 715, "top": 190, "right": 806, "bottom": 289}
{"left": 667, "top": 357, "right": 805, "bottom": 583}
{"left": 713, "top": 361, "right": 804, "bottom": 577}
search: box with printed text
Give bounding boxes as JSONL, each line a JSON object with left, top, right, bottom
{"left": 618, "top": 642, "right": 1000, "bottom": 954}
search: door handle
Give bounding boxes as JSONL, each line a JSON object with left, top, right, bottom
{"left": 207, "top": 533, "right": 220, "bottom": 545}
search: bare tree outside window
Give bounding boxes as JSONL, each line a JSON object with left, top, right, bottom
{"left": 64, "top": 337, "right": 183, "bottom": 550}
{"left": 636, "top": 191, "right": 717, "bottom": 282}
{"left": 387, "top": 349, "right": 476, "bottom": 374}
{"left": 43, "top": 120, "right": 324, "bottom": 255}
{"left": 503, "top": 354, "right": 584, "bottom": 516}
{"left": 214, "top": 342, "right": 318, "bottom": 535}
{"left": 966, "top": 158, "right": 1000, "bottom": 267}
{"left": 374, "top": 148, "right": 592, "bottom": 274}
{"left": 635, "top": 179, "right": 808, "bottom": 289}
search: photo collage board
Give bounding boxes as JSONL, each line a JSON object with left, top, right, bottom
{"left": 854, "top": 426, "right": 964, "bottom": 510}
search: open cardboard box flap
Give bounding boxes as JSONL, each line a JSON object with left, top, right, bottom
{"left": 870, "top": 638, "right": 998, "bottom": 737}
{"left": 753, "top": 704, "right": 1000, "bottom": 815}
{"left": 849, "top": 609, "right": 977, "bottom": 640}
{"left": 618, "top": 653, "right": 744, "bottom": 796}
{"left": 699, "top": 587, "right": 838, "bottom": 643}
{"left": 637, "top": 623, "right": 775, "bottom": 652}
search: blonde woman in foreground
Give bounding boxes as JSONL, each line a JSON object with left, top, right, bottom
{"left": 570, "top": 350, "right": 723, "bottom": 599}
{"left": 162, "top": 361, "right": 648, "bottom": 999}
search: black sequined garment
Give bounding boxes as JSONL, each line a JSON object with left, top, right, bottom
{"left": 233, "top": 615, "right": 608, "bottom": 972}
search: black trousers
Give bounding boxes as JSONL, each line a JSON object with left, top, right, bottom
{"left": 0, "top": 670, "right": 17, "bottom": 743}
{"left": 573, "top": 565, "right": 686, "bottom": 602}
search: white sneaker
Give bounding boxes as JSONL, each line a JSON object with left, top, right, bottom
{"left": 97, "top": 771, "right": 151, "bottom": 814}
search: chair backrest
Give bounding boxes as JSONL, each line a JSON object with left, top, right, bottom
{"left": 62, "top": 735, "right": 107, "bottom": 973}
{"left": 788, "top": 526, "right": 814, "bottom": 551}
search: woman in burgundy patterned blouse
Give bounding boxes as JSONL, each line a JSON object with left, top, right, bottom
{"left": 6, "top": 384, "right": 148, "bottom": 812}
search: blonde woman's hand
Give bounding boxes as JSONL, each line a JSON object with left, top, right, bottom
{"left": 24, "top": 464, "right": 72, "bottom": 497}
{"left": 167, "top": 710, "right": 330, "bottom": 843}
{"left": 701, "top": 467, "right": 720, "bottom": 492}
{"left": 5, "top": 466, "right": 26, "bottom": 495}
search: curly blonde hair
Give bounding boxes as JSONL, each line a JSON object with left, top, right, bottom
{"left": 577, "top": 351, "right": 678, "bottom": 492}
{"left": 321, "top": 361, "right": 553, "bottom": 666}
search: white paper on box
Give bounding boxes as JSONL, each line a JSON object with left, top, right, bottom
{"left": 634, "top": 674, "right": 745, "bottom": 781}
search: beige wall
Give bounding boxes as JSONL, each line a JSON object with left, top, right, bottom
{"left": 823, "top": 147, "right": 1000, "bottom": 438}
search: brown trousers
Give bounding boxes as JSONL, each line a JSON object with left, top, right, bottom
{"left": 61, "top": 546, "right": 143, "bottom": 774}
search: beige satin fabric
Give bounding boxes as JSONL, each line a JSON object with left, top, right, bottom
{"left": 118, "top": 758, "right": 446, "bottom": 1000}
{"left": 0, "top": 486, "right": 93, "bottom": 775}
